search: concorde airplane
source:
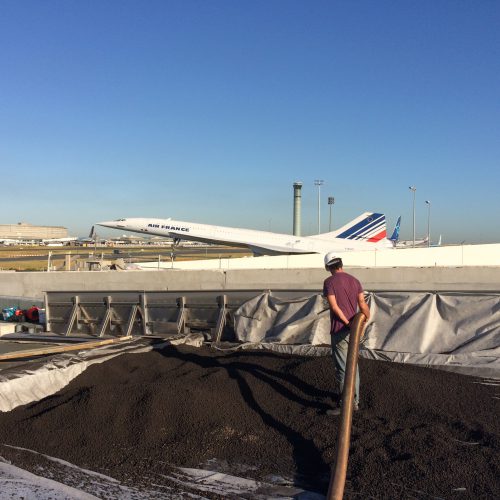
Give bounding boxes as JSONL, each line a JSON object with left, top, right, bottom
{"left": 96, "top": 212, "right": 392, "bottom": 255}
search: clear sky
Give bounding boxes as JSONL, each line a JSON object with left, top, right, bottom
{"left": 1, "top": 1, "right": 499, "bottom": 243}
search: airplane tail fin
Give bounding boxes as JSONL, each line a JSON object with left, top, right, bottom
{"left": 321, "top": 212, "right": 387, "bottom": 243}
{"left": 389, "top": 216, "right": 401, "bottom": 243}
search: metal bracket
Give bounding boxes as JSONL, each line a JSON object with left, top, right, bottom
{"left": 139, "top": 293, "right": 149, "bottom": 335}
{"left": 98, "top": 296, "right": 121, "bottom": 337}
{"left": 176, "top": 296, "right": 187, "bottom": 334}
{"left": 43, "top": 292, "right": 51, "bottom": 333}
{"left": 64, "top": 296, "right": 80, "bottom": 336}
{"left": 213, "top": 294, "right": 228, "bottom": 343}
{"left": 123, "top": 301, "right": 147, "bottom": 337}
{"left": 64, "top": 296, "right": 95, "bottom": 336}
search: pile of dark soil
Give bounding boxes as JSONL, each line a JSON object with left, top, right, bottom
{"left": 0, "top": 344, "right": 498, "bottom": 498}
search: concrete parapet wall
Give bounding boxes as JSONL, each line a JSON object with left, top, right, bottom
{"left": 224, "top": 267, "right": 500, "bottom": 292}
{"left": 145, "top": 243, "right": 500, "bottom": 270}
{"left": 1, "top": 265, "right": 500, "bottom": 301}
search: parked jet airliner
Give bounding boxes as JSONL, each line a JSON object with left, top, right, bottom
{"left": 41, "top": 237, "right": 79, "bottom": 245}
{"left": 389, "top": 216, "right": 435, "bottom": 248}
{"left": 97, "top": 212, "right": 392, "bottom": 255}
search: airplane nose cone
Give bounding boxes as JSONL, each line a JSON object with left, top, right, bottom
{"left": 96, "top": 221, "right": 114, "bottom": 228}
{"left": 97, "top": 220, "right": 128, "bottom": 229}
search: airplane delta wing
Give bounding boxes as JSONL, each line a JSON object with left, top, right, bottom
{"left": 97, "top": 218, "right": 312, "bottom": 254}
{"left": 97, "top": 212, "right": 392, "bottom": 256}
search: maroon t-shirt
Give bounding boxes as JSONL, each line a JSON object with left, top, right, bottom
{"left": 323, "top": 272, "right": 363, "bottom": 334}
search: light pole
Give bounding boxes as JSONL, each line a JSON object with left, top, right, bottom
{"left": 314, "top": 179, "right": 324, "bottom": 234}
{"left": 425, "top": 200, "right": 431, "bottom": 247}
{"left": 409, "top": 186, "right": 416, "bottom": 247}
{"left": 328, "top": 196, "right": 335, "bottom": 231}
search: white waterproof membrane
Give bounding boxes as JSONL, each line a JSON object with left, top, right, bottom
{"left": 233, "top": 291, "right": 500, "bottom": 378}
{"left": 0, "top": 445, "right": 321, "bottom": 499}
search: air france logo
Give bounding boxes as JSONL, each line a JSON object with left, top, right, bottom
{"left": 148, "top": 223, "right": 189, "bottom": 232}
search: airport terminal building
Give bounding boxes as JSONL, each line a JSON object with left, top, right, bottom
{"left": 0, "top": 222, "right": 68, "bottom": 240}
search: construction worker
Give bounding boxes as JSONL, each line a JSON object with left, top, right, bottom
{"left": 323, "top": 252, "right": 370, "bottom": 415}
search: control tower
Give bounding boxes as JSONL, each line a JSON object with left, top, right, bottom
{"left": 293, "top": 182, "right": 302, "bottom": 236}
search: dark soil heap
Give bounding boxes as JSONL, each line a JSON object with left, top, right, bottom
{"left": 0, "top": 344, "right": 498, "bottom": 498}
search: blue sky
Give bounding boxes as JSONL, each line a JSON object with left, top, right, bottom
{"left": 1, "top": 1, "right": 499, "bottom": 243}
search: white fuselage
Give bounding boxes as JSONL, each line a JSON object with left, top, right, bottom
{"left": 395, "top": 238, "right": 429, "bottom": 248}
{"left": 97, "top": 217, "right": 392, "bottom": 255}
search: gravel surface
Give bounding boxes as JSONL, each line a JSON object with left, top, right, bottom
{"left": 0, "top": 343, "right": 498, "bottom": 498}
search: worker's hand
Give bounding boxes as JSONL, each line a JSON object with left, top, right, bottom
{"left": 345, "top": 321, "right": 351, "bottom": 330}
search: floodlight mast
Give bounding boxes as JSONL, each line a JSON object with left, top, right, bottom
{"left": 409, "top": 186, "right": 416, "bottom": 247}
{"left": 328, "top": 196, "right": 335, "bottom": 231}
{"left": 315, "top": 180, "right": 324, "bottom": 234}
{"left": 425, "top": 200, "right": 431, "bottom": 247}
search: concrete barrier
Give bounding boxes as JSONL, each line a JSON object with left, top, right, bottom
{"left": 138, "top": 243, "right": 500, "bottom": 270}
{"left": 1, "top": 265, "right": 500, "bottom": 302}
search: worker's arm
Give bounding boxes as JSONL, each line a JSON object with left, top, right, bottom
{"left": 358, "top": 292, "right": 370, "bottom": 321}
{"left": 326, "top": 294, "right": 350, "bottom": 327}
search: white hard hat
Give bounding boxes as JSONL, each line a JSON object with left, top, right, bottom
{"left": 324, "top": 252, "right": 341, "bottom": 270}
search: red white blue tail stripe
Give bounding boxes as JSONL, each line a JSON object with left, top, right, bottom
{"left": 335, "top": 213, "right": 387, "bottom": 242}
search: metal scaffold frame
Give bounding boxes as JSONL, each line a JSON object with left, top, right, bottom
{"left": 44, "top": 289, "right": 311, "bottom": 342}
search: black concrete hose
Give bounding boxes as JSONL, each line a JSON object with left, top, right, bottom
{"left": 327, "top": 312, "right": 367, "bottom": 500}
